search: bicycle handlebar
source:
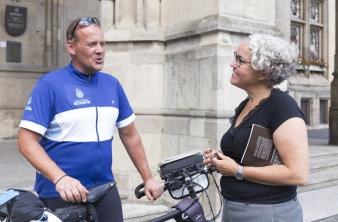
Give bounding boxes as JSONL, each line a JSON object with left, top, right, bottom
{"left": 135, "top": 182, "right": 167, "bottom": 199}
{"left": 135, "top": 183, "right": 146, "bottom": 199}
{"left": 150, "top": 208, "right": 182, "bottom": 222}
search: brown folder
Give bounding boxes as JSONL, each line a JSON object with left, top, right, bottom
{"left": 241, "top": 124, "right": 283, "bottom": 166}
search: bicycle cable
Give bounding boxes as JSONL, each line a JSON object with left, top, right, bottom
{"left": 191, "top": 181, "right": 215, "bottom": 220}
{"left": 210, "top": 172, "right": 223, "bottom": 221}
{"left": 187, "top": 172, "right": 223, "bottom": 222}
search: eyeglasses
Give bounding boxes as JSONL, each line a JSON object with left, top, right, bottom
{"left": 70, "top": 17, "right": 100, "bottom": 40}
{"left": 234, "top": 51, "right": 251, "bottom": 66}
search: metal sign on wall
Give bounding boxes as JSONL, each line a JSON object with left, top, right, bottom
{"left": 6, "top": 41, "right": 21, "bottom": 63}
{"left": 5, "top": 5, "right": 27, "bottom": 36}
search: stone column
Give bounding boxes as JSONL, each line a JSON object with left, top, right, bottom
{"left": 329, "top": 2, "right": 338, "bottom": 144}
{"left": 44, "top": 0, "right": 52, "bottom": 67}
{"left": 100, "top": 0, "right": 115, "bottom": 31}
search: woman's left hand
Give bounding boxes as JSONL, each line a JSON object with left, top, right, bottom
{"left": 204, "top": 152, "right": 239, "bottom": 177}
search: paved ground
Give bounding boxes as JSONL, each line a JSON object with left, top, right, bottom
{"left": 300, "top": 128, "right": 338, "bottom": 222}
{"left": 0, "top": 139, "right": 35, "bottom": 193}
{"left": 299, "top": 183, "right": 338, "bottom": 222}
{"left": 308, "top": 128, "right": 329, "bottom": 145}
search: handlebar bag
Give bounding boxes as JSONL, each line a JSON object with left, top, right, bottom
{"left": 2, "top": 189, "right": 44, "bottom": 222}
{"left": 173, "top": 198, "right": 207, "bottom": 222}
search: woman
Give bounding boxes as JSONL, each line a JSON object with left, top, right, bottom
{"left": 204, "top": 34, "right": 309, "bottom": 222}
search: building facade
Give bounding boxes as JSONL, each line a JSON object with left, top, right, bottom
{"left": 289, "top": 0, "right": 334, "bottom": 129}
{"left": 0, "top": 0, "right": 335, "bottom": 205}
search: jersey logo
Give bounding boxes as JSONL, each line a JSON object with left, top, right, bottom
{"left": 75, "top": 88, "right": 84, "bottom": 98}
{"left": 73, "top": 88, "right": 91, "bottom": 106}
{"left": 25, "top": 96, "right": 32, "bottom": 111}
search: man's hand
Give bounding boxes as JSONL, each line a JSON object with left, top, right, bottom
{"left": 54, "top": 175, "right": 90, "bottom": 203}
{"left": 144, "top": 178, "right": 164, "bottom": 202}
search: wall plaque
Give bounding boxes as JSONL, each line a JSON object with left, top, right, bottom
{"left": 6, "top": 41, "right": 22, "bottom": 63}
{"left": 5, "top": 5, "right": 27, "bottom": 36}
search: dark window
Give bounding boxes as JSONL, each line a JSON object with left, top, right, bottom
{"left": 320, "top": 99, "right": 328, "bottom": 124}
{"left": 301, "top": 99, "right": 311, "bottom": 125}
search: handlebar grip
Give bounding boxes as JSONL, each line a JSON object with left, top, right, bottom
{"left": 135, "top": 183, "right": 145, "bottom": 199}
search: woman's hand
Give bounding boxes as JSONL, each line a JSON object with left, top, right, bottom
{"left": 203, "top": 149, "right": 218, "bottom": 168}
{"left": 211, "top": 152, "right": 239, "bottom": 177}
{"left": 203, "top": 150, "right": 239, "bottom": 177}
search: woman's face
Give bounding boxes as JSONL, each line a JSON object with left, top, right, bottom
{"left": 230, "top": 40, "right": 264, "bottom": 90}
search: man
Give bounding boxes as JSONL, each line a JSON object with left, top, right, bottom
{"left": 18, "top": 17, "right": 163, "bottom": 221}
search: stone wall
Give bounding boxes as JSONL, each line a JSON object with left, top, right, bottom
{"left": 0, "top": 0, "right": 46, "bottom": 138}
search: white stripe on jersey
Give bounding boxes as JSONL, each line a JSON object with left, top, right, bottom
{"left": 20, "top": 107, "right": 135, "bottom": 142}
{"left": 116, "top": 113, "right": 136, "bottom": 128}
{"left": 19, "top": 120, "right": 48, "bottom": 135}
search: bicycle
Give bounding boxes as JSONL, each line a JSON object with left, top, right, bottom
{"left": 0, "top": 181, "right": 115, "bottom": 222}
{"left": 135, "top": 151, "right": 222, "bottom": 222}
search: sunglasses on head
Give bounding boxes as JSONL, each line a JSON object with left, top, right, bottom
{"left": 70, "top": 17, "right": 100, "bottom": 40}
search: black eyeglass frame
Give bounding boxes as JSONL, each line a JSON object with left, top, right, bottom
{"left": 70, "top": 17, "right": 100, "bottom": 40}
{"left": 234, "top": 51, "right": 251, "bottom": 66}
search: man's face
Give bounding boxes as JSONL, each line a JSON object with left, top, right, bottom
{"left": 68, "top": 24, "right": 105, "bottom": 74}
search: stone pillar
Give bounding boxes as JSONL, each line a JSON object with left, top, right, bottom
{"left": 143, "top": 0, "right": 161, "bottom": 29}
{"left": 100, "top": 0, "right": 115, "bottom": 31}
{"left": 115, "top": 0, "right": 136, "bottom": 28}
{"left": 44, "top": 0, "right": 52, "bottom": 67}
{"left": 51, "top": 0, "right": 59, "bottom": 66}
{"left": 329, "top": 2, "right": 338, "bottom": 144}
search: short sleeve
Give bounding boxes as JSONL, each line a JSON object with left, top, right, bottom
{"left": 115, "top": 80, "right": 135, "bottom": 128}
{"left": 270, "top": 92, "right": 304, "bottom": 133}
{"left": 19, "top": 78, "right": 55, "bottom": 135}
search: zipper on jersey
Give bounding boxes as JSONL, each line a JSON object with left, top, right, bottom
{"left": 88, "top": 74, "right": 101, "bottom": 184}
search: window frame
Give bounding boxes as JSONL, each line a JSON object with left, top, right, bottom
{"left": 291, "top": 0, "right": 328, "bottom": 76}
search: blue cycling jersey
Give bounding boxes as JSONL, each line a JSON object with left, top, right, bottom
{"left": 20, "top": 62, "right": 135, "bottom": 198}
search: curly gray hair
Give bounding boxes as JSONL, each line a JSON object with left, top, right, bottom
{"left": 248, "top": 34, "right": 299, "bottom": 86}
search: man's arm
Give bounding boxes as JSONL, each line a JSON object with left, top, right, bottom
{"left": 17, "top": 128, "right": 89, "bottom": 202}
{"left": 118, "top": 122, "right": 163, "bottom": 202}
